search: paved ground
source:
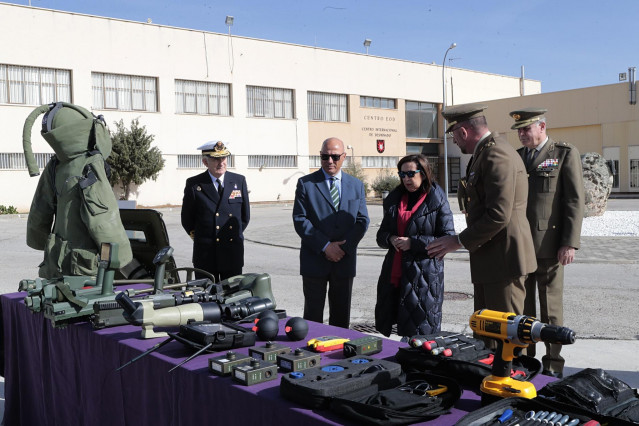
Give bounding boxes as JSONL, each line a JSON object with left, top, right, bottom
{"left": 1, "top": 196, "right": 637, "bottom": 417}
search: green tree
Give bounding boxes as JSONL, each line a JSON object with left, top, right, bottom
{"left": 109, "top": 118, "right": 165, "bottom": 200}
{"left": 343, "top": 161, "right": 370, "bottom": 196}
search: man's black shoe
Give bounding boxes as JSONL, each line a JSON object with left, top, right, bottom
{"left": 542, "top": 369, "right": 563, "bottom": 379}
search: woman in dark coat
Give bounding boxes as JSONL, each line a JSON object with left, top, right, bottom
{"left": 375, "top": 154, "right": 455, "bottom": 338}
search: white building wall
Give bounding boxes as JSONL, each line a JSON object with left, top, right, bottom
{"left": 0, "top": 3, "right": 541, "bottom": 211}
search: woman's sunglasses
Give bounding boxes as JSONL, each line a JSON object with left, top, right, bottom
{"left": 320, "top": 153, "right": 344, "bottom": 162}
{"left": 398, "top": 170, "right": 421, "bottom": 179}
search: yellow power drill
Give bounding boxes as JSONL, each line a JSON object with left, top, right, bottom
{"left": 469, "top": 309, "right": 576, "bottom": 404}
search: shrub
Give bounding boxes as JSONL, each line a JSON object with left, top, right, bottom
{"left": 343, "top": 161, "right": 370, "bottom": 195}
{"left": 371, "top": 169, "right": 400, "bottom": 195}
{"left": 0, "top": 205, "right": 18, "bottom": 214}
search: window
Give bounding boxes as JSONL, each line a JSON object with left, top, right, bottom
{"left": 448, "top": 157, "right": 460, "bottom": 193}
{"left": 247, "top": 86, "right": 294, "bottom": 118}
{"left": 92, "top": 72, "right": 157, "bottom": 112}
{"left": 248, "top": 155, "right": 297, "bottom": 168}
{"left": 606, "top": 159, "right": 619, "bottom": 189}
{"left": 406, "top": 101, "right": 438, "bottom": 139}
{"left": 360, "top": 96, "right": 396, "bottom": 109}
{"left": 361, "top": 156, "right": 398, "bottom": 168}
{"left": 307, "top": 91, "right": 348, "bottom": 122}
{"left": 0, "top": 152, "right": 53, "bottom": 170}
{"left": 175, "top": 79, "right": 230, "bottom": 116}
{"left": 631, "top": 159, "right": 639, "bottom": 189}
{"left": 0, "top": 64, "right": 71, "bottom": 105}
{"left": 177, "top": 154, "right": 234, "bottom": 168}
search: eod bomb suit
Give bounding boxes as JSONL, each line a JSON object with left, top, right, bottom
{"left": 23, "top": 102, "right": 132, "bottom": 279}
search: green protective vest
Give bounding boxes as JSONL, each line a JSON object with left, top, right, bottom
{"left": 23, "top": 102, "right": 132, "bottom": 279}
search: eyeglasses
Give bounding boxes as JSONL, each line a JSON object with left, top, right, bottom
{"left": 320, "top": 153, "right": 344, "bottom": 162}
{"left": 398, "top": 170, "right": 421, "bottom": 179}
{"left": 446, "top": 124, "right": 463, "bottom": 138}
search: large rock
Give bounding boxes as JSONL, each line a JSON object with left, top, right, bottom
{"left": 582, "top": 152, "right": 613, "bottom": 217}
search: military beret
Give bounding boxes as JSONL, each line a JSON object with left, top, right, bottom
{"left": 441, "top": 104, "right": 487, "bottom": 133}
{"left": 198, "top": 140, "right": 230, "bottom": 158}
{"left": 509, "top": 108, "right": 547, "bottom": 129}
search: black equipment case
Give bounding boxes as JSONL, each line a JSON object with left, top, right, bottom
{"left": 280, "top": 357, "right": 462, "bottom": 425}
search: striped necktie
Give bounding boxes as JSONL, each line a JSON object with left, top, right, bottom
{"left": 330, "top": 177, "right": 340, "bottom": 210}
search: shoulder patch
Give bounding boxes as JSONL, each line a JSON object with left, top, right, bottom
{"left": 556, "top": 140, "right": 572, "bottom": 148}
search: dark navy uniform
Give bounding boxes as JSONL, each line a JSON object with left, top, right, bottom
{"left": 181, "top": 170, "right": 250, "bottom": 281}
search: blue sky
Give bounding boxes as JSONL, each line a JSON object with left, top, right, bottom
{"left": 6, "top": 0, "right": 638, "bottom": 93}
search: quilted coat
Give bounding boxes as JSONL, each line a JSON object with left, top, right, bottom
{"left": 374, "top": 182, "right": 455, "bottom": 337}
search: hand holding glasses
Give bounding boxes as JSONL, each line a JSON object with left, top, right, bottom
{"left": 320, "top": 153, "right": 344, "bottom": 162}
{"left": 398, "top": 170, "right": 421, "bottom": 179}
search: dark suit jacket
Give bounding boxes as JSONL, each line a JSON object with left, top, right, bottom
{"left": 517, "top": 138, "right": 584, "bottom": 258}
{"left": 459, "top": 133, "right": 537, "bottom": 284}
{"left": 293, "top": 169, "right": 369, "bottom": 278}
{"left": 181, "top": 170, "right": 250, "bottom": 272}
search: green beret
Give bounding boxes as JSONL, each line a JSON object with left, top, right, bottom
{"left": 441, "top": 104, "right": 487, "bottom": 133}
{"left": 509, "top": 108, "right": 547, "bottom": 129}
{"left": 198, "top": 140, "right": 230, "bottom": 158}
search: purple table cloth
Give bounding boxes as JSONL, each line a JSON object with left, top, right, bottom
{"left": 1, "top": 290, "right": 554, "bottom": 425}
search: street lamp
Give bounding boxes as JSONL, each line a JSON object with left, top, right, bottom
{"left": 346, "top": 145, "right": 355, "bottom": 164}
{"left": 442, "top": 42, "right": 457, "bottom": 196}
{"left": 363, "top": 39, "right": 372, "bottom": 55}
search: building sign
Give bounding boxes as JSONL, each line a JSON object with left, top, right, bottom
{"left": 361, "top": 114, "right": 399, "bottom": 138}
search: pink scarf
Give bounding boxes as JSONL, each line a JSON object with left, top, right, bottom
{"left": 390, "top": 191, "right": 428, "bottom": 287}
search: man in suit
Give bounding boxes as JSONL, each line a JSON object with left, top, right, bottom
{"left": 293, "top": 137, "right": 369, "bottom": 328}
{"left": 510, "top": 108, "right": 584, "bottom": 378}
{"left": 181, "top": 141, "right": 250, "bottom": 282}
{"left": 427, "top": 105, "right": 537, "bottom": 320}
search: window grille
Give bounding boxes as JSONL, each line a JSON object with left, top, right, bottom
{"left": 307, "top": 91, "right": 348, "bottom": 122}
{"left": 0, "top": 152, "right": 53, "bottom": 170}
{"left": 360, "top": 96, "right": 396, "bottom": 109}
{"left": 630, "top": 159, "right": 639, "bottom": 188}
{"left": 177, "top": 154, "right": 234, "bottom": 168}
{"left": 92, "top": 72, "right": 157, "bottom": 112}
{"left": 247, "top": 86, "right": 294, "bottom": 119}
{"left": 361, "top": 156, "right": 398, "bottom": 168}
{"left": 175, "top": 79, "right": 230, "bottom": 116}
{"left": 0, "top": 64, "right": 71, "bottom": 105}
{"left": 248, "top": 155, "right": 297, "bottom": 168}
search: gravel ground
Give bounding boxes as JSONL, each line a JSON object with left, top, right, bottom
{"left": 453, "top": 210, "right": 639, "bottom": 237}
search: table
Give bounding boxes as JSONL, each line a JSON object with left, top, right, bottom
{"left": 1, "top": 291, "right": 553, "bottom": 425}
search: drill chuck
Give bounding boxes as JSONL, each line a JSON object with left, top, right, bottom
{"left": 517, "top": 316, "right": 576, "bottom": 345}
{"left": 538, "top": 324, "right": 576, "bottom": 345}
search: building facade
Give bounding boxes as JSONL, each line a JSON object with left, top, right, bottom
{"left": 0, "top": 3, "right": 541, "bottom": 211}
{"left": 476, "top": 82, "right": 639, "bottom": 193}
